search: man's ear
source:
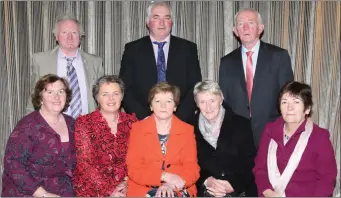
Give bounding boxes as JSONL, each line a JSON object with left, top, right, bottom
{"left": 233, "top": 27, "right": 239, "bottom": 37}
{"left": 258, "top": 24, "right": 265, "bottom": 34}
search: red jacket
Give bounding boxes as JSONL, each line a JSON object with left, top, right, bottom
{"left": 126, "top": 114, "right": 200, "bottom": 196}
{"left": 73, "top": 109, "right": 137, "bottom": 197}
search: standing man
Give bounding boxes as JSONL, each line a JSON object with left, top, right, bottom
{"left": 119, "top": 1, "right": 202, "bottom": 123}
{"left": 27, "top": 14, "right": 104, "bottom": 118}
{"left": 219, "top": 8, "right": 294, "bottom": 148}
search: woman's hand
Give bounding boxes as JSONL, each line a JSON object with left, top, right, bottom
{"left": 163, "top": 172, "right": 185, "bottom": 190}
{"left": 33, "top": 187, "right": 60, "bottom": 197}
{"left": 206, "top": 177, "right": 234, "bottom": 197}
{"left": 263, "top": 189, "right": 280, "bottom": 197}
{"left": 110, "top": 180, "right": 128, "bottom": 197}
{"left": 156, "top": 183, "right": 175, "bottom": 197}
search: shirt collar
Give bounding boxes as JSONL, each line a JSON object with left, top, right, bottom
{"left": 241, "top": 40, "right": 260, "bottom": 54}
{"left": 150, "top": 34, "right": 171, "bottom": 44}
{"left": 58, "top": 48, "right": 80, "bottom": 59}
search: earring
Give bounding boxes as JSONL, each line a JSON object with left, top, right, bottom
{"left": 174, "top": 108, "right": 177, "bottom": 112}
{"left": 150, "top": 107, "right": 153, "bottom": 111}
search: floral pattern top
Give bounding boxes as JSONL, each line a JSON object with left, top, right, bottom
{"left": 73, "top": 109, "right": 137, "bottom": 197}
{"left": 1, "top": 111, "right": 76, "bottom": 197}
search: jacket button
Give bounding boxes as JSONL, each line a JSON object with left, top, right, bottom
{"left": 221, "top": 172, "right": 225, "bottom": 176}
{"left": 166, "top": 164, "right": 171, "bottom": 168}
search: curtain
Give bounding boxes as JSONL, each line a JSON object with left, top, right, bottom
{"left": 0, "top": 1, "right": 340, "bottom": 195}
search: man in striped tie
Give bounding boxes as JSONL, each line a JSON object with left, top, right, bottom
{"left": 27, "top": 13, "right": 104, "bottom": 118}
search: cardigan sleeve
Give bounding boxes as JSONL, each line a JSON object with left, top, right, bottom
{"left": 312, "top": 128, "right": 337, "bottom": 196}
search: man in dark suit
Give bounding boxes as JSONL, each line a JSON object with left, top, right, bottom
{"left": 219, "top": 8, "right": 294, "bottom": 148}
{"left": 119, "top": 1, "right": 202, "bottom": 122}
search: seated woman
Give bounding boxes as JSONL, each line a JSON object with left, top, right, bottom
{"left": 73, "top": 75, "right": 137, "bottom": 197}
{"left": 190, "top": 80, "right": 257, "bottom": 197}
{"left": 126, "top": 82, "right": 200, "bottom": 197}
{"left": 1, "top": 74, "right": 75, "bottom": 197}
{"left": 253, "top": 81, "right": 337, "bottom": 197}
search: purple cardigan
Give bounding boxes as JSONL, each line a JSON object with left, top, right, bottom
{"left": 253, "top": 117, "right": 337, "bottom": 197}
{"left": 1, "top": 111, "right": 76, "bottom": 197}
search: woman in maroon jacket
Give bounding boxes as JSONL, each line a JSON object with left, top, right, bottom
{"left": 253, "top": 81, "right": 337, "bottom": 197}
{"left": 2, "top": 74, "right": 75, "bottom": 197}
{"left": 73, "top": 75, "right": 137, "bottom": 197}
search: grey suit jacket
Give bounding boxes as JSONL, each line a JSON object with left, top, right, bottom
{"left": 26, "top": 46, "right": 104, "bottom": 114}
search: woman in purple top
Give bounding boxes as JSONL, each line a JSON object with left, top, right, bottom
{"left": 253, "top": 81, "right": 337, "bottom": 197}
{"left": 1, "top": 74, "right": 76, "bottom": 197}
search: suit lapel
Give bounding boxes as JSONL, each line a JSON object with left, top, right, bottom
{"left": 165, "top": 115, "right": 184, "bottom": 160}
{"left": 41, "top": 46, "right": 59, "bottom": 75}
{"left": 142, "top": 115, "right": 163, "bottom": 158}
{"left": 166, "top": 35, "right": 177, "bottom": 80}
{"left": 234, "top": 47, "right": 249, "bottom": 100}
{"left": 142, "top": 36, "right": 158, "bottom": 83}
{"left": 252, "top": 41, "right": 270, "bottom": 104}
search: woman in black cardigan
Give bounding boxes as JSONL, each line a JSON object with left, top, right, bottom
{"left": 190, "top": 80, "right": 257, "bottom": 197}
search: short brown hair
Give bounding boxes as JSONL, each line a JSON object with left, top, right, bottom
{"left": 31, "top": 74, "right": 72, "bottom": 112}
{"left": 148, "top": 82, "right": 180, "bottom": 106}
{"left": 277, "top": 81, "right": 313, "bottom": 117}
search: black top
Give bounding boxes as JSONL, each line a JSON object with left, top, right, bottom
{"left": 189, "top": 102, "right": 258, "bottom": 196}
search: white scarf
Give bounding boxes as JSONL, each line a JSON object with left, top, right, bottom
{"left": 198, "top": 106, "right": 225, "bottom": 149}
{"left": 267, "top": 118, "right": 313, "bottom": 197}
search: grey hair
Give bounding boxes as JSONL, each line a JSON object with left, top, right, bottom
{"left": 92, "top": 75, "right": 125, "bottom": 107}
{"left": 52, "top": 13, "right": 85, "bottom": 37}
{"left": 145, "top": 1, "right": 173, "bottom": 24}
{"left": 193, "top": 80, "right": 224, "bottom": 102}
{"left": 234, "top": 8, "right": 263, "bottom": 26}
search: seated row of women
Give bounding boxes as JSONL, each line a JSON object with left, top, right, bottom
{"left": 1, "top": 74, "right": 337, "bottom": 197}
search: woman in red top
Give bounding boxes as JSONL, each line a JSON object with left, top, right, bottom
{"left": 73, "top": 75, "right": 137, "bottom": 197}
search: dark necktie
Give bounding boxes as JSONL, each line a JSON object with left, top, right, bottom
{"left": 66, "top": 57, "right": 82, "bottom": 118}
{"left": 153, "top": 41, "right": 167, "bottom": 82}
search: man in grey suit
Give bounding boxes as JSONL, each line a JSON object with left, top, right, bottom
{"left": 219, "top": 8, "right": 294, "bottom": 148}
{"left": 27, "top": 14, "right": 103, "bottom": 118}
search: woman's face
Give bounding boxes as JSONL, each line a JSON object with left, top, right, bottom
{"left": 151, "top": 92, "right": 176, "bottom": 120}
{"left": 280, "top": 92, "right": 310, "bottom": 124}
{"left": 96, "top": 82, "right": 123, "bottom": 114}
{"left": 41, "top": 80, "right": 67, "bottom": 113}
{"left": 196, "top": 91, "right": 223, "bottom": 122}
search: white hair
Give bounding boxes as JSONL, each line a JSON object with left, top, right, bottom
{"left": 234, "top": 8, "right": 263, "bottom": 26}
{"left": 145, "top": 1, "right": 173, "bottom": 24}
{"left": 193, "top": 80, "right": 224, "bottom": 102}
{"left": 52, "top": 13, "right": 85, "bottom": 37}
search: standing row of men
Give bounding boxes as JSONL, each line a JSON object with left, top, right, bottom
{"left": 27, "top": 1, "right": 293, "bottom": 148}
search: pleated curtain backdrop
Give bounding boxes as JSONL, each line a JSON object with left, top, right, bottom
{"left": 0, "top": 1, "right": 340, "bottom": 195}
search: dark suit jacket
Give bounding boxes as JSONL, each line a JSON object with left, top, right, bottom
{"left": 190, "top": 103, "right": 257, "bottom": 197}
{"left": 119, "top": 35, "right": 202, "bottom": 123}
{"left": 219, "top": 41, "right": 294, "bottom": 147}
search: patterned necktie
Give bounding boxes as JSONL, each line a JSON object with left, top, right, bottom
{"left": 66, "top": 57, "right": 82, "bottom": 118}
{"left": 246, "top": 51, "right": 254, "bottom": 104}
{"left": 153, "top": 41, "right": 167, "bottom": 82}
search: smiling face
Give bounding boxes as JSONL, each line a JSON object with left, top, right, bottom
{"left": 151, "top": 92, "right": 176, "bottom": 120}
{"left": 233, "top": 9, "right": 264, "bottom": 49}
{"left": 41, "top": 80, "right": 67, "bottom": 114}
{"left": 96, "top": 82, "right": 123, "bottom": 114}
{"left": 147, "top": 4, "right": 172, "bottom": 41}
{"left": 196, "top": 91, "right": 223, "bottom": 122}
{"left": 280, "top": 92, "right": 311, "bottom": 125}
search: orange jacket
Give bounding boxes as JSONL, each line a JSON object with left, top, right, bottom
{"left": 126, "top": 114, "right": 200, "bottom": 196}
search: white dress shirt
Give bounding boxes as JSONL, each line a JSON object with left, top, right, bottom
{"left": 150, "top": 34, "right": 171, "bottom": 68}
{"left": 57, "top": 49, "right": 89, "bottom": 116}
{"left": 241, "top": 40, "right": 261, "bottom": 80}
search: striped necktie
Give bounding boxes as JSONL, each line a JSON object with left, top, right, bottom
{"left": 153, "top": 41, "right": 167, "bottom": 82}
{"left": 66, "top": 57, "right": 82, "bottom": 118}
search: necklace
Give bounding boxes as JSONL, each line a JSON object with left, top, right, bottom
{"left": 40, "top": 110, "right": 61, "bottom": 125}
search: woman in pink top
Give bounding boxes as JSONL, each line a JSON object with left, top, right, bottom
{"left": 253, "top": 81, "right": 337, "bottom": 197}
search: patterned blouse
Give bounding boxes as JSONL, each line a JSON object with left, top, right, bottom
{"left": 73, "top": 109, "right": 137, "bottom": 197}
{"left": 1, "top": 111, "right": 76, "bottom": 197}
